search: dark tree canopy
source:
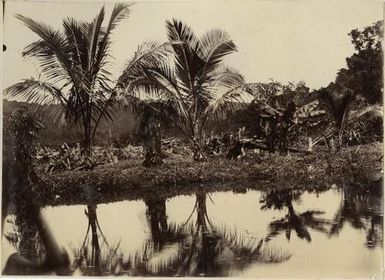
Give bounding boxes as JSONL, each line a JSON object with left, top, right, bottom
{"left": 335, "top": 21, "right": 383, "bottom": 104}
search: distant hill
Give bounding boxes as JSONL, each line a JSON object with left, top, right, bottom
{"left": 3, "top": 99, "right": 138, "bottom": 147}
{"left": 3, "top": 99, "right": 247, "bottom": 147}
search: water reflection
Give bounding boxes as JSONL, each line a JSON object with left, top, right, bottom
{"left": 329, "top": 183, "right": 383, "bottom": 249}
{"left": 164, "top": 191, "right": 290, "bottom": 277}
{"left": 260, "top": 184, "right": 383, "bottom": 250}
{"left": 73, "top": 204, "right": 109, "bottom": 275}
{"left": 2, "top": 211, "right": 46, "bottom": 275}
{"left": 2, "top": 182, "right": 383, "bottom": 277}
{"left": 261, "top": 189, "right": 330, "bottom": 242}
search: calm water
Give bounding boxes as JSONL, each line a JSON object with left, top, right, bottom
{"left": 2, "top": 184, "right": 383, "bottom": 277}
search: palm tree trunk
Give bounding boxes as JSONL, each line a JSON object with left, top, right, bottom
{"left": 142, "top": 135, "right": 154, "bottom": 167}
{"left": 154, "top": 120, "right": 163, "bottom": 164}
{"left": 82, "top": 116, "right": 92, "bottom": 158}
{"left": 192, "top": 122, "right": 205, "bottom": 161}
{"left": 84, "top": 137, "right": 92, "bottom": 158}
{"left": 142, "top": 115, "right": 163, "bottom": 167}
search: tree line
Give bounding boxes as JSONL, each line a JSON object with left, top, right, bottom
{"left": 5, "top": 3, "right": 383, "bottom": 162}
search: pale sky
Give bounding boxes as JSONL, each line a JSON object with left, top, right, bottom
{"left": 2, "top": 0, "right": 384, "bottom": 91}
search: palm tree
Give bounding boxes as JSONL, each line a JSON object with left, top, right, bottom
{"left": 117, "top": 20, "right": 247, "bottom": 160}
{"left": 5, "top": 4, "right": 131, "bottom": 157}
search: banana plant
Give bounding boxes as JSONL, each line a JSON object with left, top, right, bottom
{"left": 244, "top": 82, "right": 325, "bottom": 154}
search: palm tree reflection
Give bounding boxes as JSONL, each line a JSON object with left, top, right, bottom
{"left": 261, "top": 189, "right": 330, "bottom": 242}
{"left": 125, "top": 192, "right": 291, "bottom": 277}
{"left": 74, "top": 204, "right": 108, "bottom": 275}
{"left": 141, "top": 198, "right": 186, "bottom": 275}
{"left": 329, "top": 182, "right": 383, "bottom": 249}
{"left": 145, "top": 198, "right": 184, "bottom": 251}
{"left": 156, "top": 191, "right": 291, "bottom": 277}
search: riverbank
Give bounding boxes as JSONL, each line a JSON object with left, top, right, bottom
{"left": 37, "top": 142, "right": 383, "bottom": 206}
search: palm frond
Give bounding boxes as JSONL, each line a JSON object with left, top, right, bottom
{"left": 199, "top": 29, "right": 237, "bottom": 81}
{"left": 128, "top": 61, "right": 192, "bottom": 127}
{"left": 62, "top": 17, "right": 88, "bottom": 70}
{"left": 117, "top": 41, "right": 173, "bottom": 91}
{"left": 5, "top": 78, "right": 67, "bottom": 106}
{"left": 93, "top": 3, "right": 132, "bottom": 78}
{"left": 204, "top": 70, "right": 246, "bottom": 117}
{"left": 86, "top": 6, "right": 105, "bottom": 76}
{"left": 106, "top": 3, "right": 132, "bottom": 33}
{"left": 16, "top": 14, "right": 78, "bottom": 87}
{"left": 4, "top": 78, "right": 69, "bottom": 124}
{"left": 166, "top": 19, "right": 205, "bottom": 93}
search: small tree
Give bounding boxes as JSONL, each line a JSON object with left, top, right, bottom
{"left": 118, "top": 20, "right": 247, "bottom": 161}
{"left": 5, "top": 4, "right": 131, "bottom": 157}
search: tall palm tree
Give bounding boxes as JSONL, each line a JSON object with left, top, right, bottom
{"left": 5, "top": 4, "right": 132, "bottom": 157}
{"left": 117, "top": 20, "right": 248, "bottom": 160}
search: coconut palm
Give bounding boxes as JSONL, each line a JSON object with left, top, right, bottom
{"left": 5, "top": 4, "right": 131, "bottom": 157}
{"left": 117, "top": 20, "right": 248, "bottom": 160}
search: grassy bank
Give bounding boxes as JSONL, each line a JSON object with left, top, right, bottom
{"left": 37, "top": 143, "right": 383, "bottom": 206}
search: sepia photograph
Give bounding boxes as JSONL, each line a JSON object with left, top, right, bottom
{"left": 1, "top": 0, "right": 384, "bottom": 277}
